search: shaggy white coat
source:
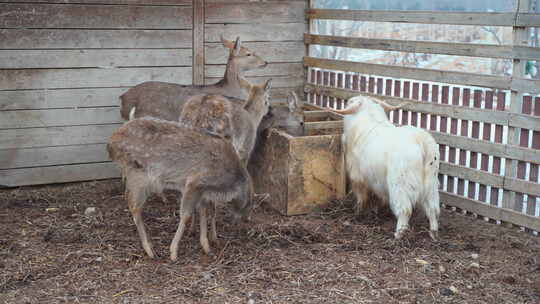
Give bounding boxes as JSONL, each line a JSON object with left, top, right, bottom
{"left": 340, "top": 95, "right": 440, "bottom": 239}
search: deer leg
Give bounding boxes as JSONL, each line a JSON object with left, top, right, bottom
{"left": 126, "top": 176, "right": 155, "bottom": 258}
{"left": 199, "top": 204, "right": 211, "bottom": 255}
{"left": 170, "top": 186, "right": 200, "bottom": 261}
{"left": 209, "top": 202, "right": 218, "bottom": 243}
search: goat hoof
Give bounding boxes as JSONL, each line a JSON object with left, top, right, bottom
{"left": 394, "top": 228, "right": 408, "bottom": 239}
{"left": 429, "top": 230, "right": 439, "bottom": 241}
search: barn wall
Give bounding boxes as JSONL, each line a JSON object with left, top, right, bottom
{"left": 203, "top": 0, "right": 306, "bottom": 101}
{"left": 0, "top": 0, "right": 307, "bottom": 187}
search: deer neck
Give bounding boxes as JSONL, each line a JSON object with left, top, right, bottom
{"left": 244, "top": 95, "right": 267, "bottom": 124}
{"left": 222, "top": 60, "right": 251, "bottom": 98}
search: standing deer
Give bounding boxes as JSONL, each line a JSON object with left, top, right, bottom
{"left": 107, "top": 118, "right": 254, "bottom": 260}
{"left": 120, "top": 36, "right": 267, "bottom": 121}
{"left": 179, "top": 79, "right": 273, "bottom": 165}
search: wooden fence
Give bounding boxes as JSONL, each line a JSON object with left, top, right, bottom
{"left": 0, "top": 0, "right": 306, "bottom": 187}
{"left": 304, "top": 3, "right": 540, "bottom": 232}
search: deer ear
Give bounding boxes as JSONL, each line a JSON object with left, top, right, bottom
{"left": 233, "top": 37, "right": 242, "bottom": 56}
{"left": 221, "top": 35, "right": 234, "bottom": 49}
{"left": 264, "top": 78, "right": 272, "bottom": 91}
{"left": 287, "top": 91, "right": 298, "bottom": 112}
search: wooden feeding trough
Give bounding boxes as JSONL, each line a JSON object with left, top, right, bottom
{"left": 248, "top": 104, "right": 346, "bottom": 215}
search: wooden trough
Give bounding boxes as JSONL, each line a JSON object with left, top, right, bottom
{"left": 248, "top": 104, "right": 346, "bottom": 216}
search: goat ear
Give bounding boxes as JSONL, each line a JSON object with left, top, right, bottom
{"left": 263, "top": 78, "right": 272, "bottom": 91}
{"left": 221, "top": 35, "right": 234, "bottom": 49}
{"left": 233, "top": 37, "right": 242, "bottom": 56}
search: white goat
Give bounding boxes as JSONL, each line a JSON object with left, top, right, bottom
{"left": 334, "top": 95, "right": 440, "bottom": 240}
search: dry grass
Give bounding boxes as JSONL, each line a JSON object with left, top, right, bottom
{"left": 1, "top": 180, "right": 539, "bottom": 304}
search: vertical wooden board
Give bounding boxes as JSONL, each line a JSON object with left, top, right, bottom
{"left": 193, "top": 0, "right": 205, "bottom": 85}
{"left": 504, "top": 0, "right": 530, "bottom": 212}
{"left": 247, "top": 129, "right": 290, "bottom": 215}
{"left": 287, "top": 134, "right": 343, "bottom": 215}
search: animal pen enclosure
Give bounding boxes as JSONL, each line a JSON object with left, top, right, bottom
{"left": 0, "top": 0, "right": 540, "bottom": 233}
{"left": 303, "top": 1, "right": 540, "bottom": 233}
{"left": 1, "top": 1, "right": 540, "bottom": 303}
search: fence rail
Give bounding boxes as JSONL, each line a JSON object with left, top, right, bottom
{"left": 305, "top": 34, "right": 540, "bottom": 61}
{"left": 305, "top": 5, "right": 540, "bottom": 233}
{"left": 307, "top": 9, "right": 540, "bottom": 27}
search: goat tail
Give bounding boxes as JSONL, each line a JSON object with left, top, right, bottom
{"left": 419, "top": 133, "right": 440, "bottom": 188}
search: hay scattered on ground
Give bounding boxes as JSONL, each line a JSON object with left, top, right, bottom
{"left": 1, "top": 180, "right": 539, "bottom": 303}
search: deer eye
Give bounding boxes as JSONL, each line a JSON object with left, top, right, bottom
{"left": 246, "top": 53, "right": 252, "bottom": 56}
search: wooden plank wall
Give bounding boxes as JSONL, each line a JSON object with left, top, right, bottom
{"left": 204, "top": 0, "right": 306, "bottom": 102}
{"left": 304, "top": 6, "right": 540, "bottom": 232}
{"left": 0, "top": 0, "right": 307, "bottom": 187}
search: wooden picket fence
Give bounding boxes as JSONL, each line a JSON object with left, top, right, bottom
{"left": 303, "top": 4, "right": 540, "bottom": 233}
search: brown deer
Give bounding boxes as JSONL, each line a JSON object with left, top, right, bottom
{"left": 107, "top": 118, "right": 254, "bottom": 260}
{"left": 179, "top": 79, "right": 273, "bottom": 165}
{"left": 120, "top": 36, "right": 267, "bottom": 121}
{"left": 258, "top": 91, "right": 304, "bottom": 137}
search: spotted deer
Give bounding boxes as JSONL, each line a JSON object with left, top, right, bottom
{"left": 107, "top": 118, "right": 254, "bottom": 260}
{"left": 179, "top": 79, "right": 273, "bottom": 165}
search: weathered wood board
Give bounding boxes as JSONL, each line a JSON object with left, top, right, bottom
{"left": 248, "top": 107, "right": 345, "bottom": 216}
{"left": 1, "top": 0, "right": 307, "bottom": 187}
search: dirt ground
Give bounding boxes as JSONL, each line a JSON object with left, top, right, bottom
{"left": 1, "top": 180, "right": 539, "bottom": 304}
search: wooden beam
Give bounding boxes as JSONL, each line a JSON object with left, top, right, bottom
{"left": 306, "top": 9, "right": 540, "bottom": 27}
{"left": 304, "top": 120, "right": 343, "bottom": 130}
{"left": 0, "top": 162, "right": 120, "bottom": 188}
{"left": 439, "top": 163, "right": 504, "bottom": 188}
{"left": 0, "top": 49, "right": 192, "bottom": 69}
{"left": 0, "top": 144, "right": 110, "bottom": 169}
{"left": 304, "top": 84, "right": 507, "bottom": 123}
{"left": 0, "top": 67, "right": 192, "bottom": 90}
{"left": 206, "top": 2, "right": 306, "bottom": 24}
{"left": 433, "top": 132, "right": 540, "bottom": 165}
{"left": 303, "top": 56, "right": 513, "bottom": 91}
{"left": 0, "top": 29, "right": 193, "bottom": 49}
{"left": 304, "top": 84, "right": 540, "bottom": 132}
{"left": 0, "top": 3, "right": 193, "bottom": 29}
{"left": 192, "top": 0, "right": 205, "bottom": 85}
{"left": 305, "top": 34, "right": 540, "bottom": 61}
{"left": 440, "top": 192, "right": 540, "bottom": 232}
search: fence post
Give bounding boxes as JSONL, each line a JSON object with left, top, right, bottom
{"left": 503, "top": 0, "right": 530, "bottom": 214}
{"left": 192, "top": 0, "right": 205, "bottom": 85}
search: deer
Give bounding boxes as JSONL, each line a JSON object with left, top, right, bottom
{"left": 179, "top": 79, "right": 273, "bottom": 165}
{"left": 258, "top": 91, "right": 304, "bottom": 137}
{"left": 107, "top": 118, "right": 254, "bottom": 260}
{"left": 120, "top": 36, "right": 267, "bottom": 121}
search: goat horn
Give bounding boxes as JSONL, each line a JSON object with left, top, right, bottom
{"left": 332, "top": 103, "right": 360, "bottom": 115}
{"left": 373, "top": 98, "right": 407, "bottom": 112}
